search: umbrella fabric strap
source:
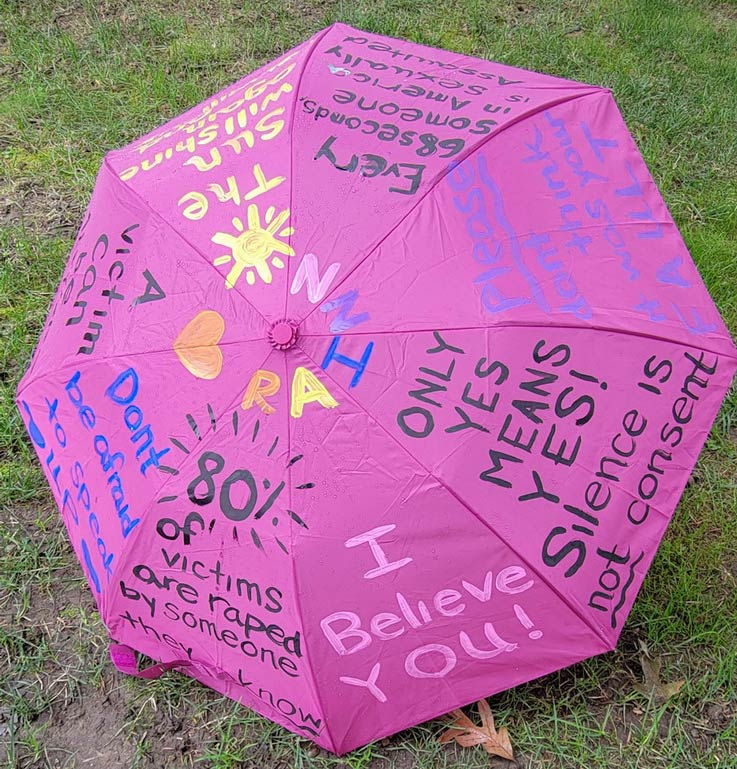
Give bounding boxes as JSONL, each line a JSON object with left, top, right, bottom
{"left": 109, "top": 643, "right": 192, "bottom": 680}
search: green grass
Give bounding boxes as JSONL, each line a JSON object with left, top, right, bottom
{"left": 2, "top": 1, "right": 737, "bottom": 767}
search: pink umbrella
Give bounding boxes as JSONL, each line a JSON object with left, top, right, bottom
{"left": 17, "top": 23, "right": 737, "bottom": 754}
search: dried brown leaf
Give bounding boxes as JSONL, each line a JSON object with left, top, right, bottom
{"left": 477, "top": 697, "right": 495, "bottom": 731}
{"left": 456, "top": 733, "right": 489, "bottom": 748}
{"left": 438, "top": 699, "right": 514, "bottom": 761}
{"left": 492, "top": 726, "right": 514, "bottom": 759}
{"left": 438, "top": 709, "right": 474, "bottom": 743}
{"left": 634, "top": 653, "right": 685, "bottom": 703}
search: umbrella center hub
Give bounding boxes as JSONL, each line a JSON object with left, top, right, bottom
{"left": 269, "top": 319, "right": 299, "bottom": 350}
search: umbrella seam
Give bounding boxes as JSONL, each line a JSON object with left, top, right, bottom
{"left": 294, "top": 211, "right": 737, "bottom": 352}
{"left": 298, "top": 321, "right": 737, "bottom": 360}
{"left": 281, "top": 345, "right": 339, "bottom": 752}
{"left": 295, "top": 331, "right": 736, "bottom": 535}
{"left": 101, "top": 155, "right": 273, "bottom": 328}
{"left": 283, "top": 23, "right": 338, "bottom": 323}
{"left": 101, "top": 343, "right": 276, "bottom": 639}
{"left": 282, "top": 27, "right": 343, "bottom": 751}
{"left": 15, "top": 338, "right": 270, "bottom": 400}
{"left": 285, "top": 367, "right": 466, "bottom": 753}
{"left": 296, "top": 344, "right": 614, "bottom": 651}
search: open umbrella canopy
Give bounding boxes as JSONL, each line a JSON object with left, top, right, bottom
{"left": 16, "top": 23, "right": 737, "bottom": 754}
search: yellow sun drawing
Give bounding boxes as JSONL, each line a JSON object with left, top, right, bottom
{"left": 211, "top": 204, "right": 294, "bottom": 289}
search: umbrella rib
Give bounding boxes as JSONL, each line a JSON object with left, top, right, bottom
{"left": 297, "top": 344, "right": 614, "bottom": 651}
{"left": 102, "top": 155, "right": 272, "bottom": 328}
{"left": 295, "top": 87, "right": 605, "bottom": 329}
{"left": 298, "top": 321, "right": 737, "bottom": 360}
{"left": 282, "top": 23, "right": 337, "bottom": 323}
{"left": 15, "top": 337, "right": 267, "bottom": 400}
{"left": 99, "top": 342, "right": 278, "bottom": 625}
{"left": 282, "top": 346, "right": 340, "bottom": 755}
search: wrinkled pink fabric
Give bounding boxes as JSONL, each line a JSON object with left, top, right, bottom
{"left": 17, "top": 23, "right": 736, "bottom": 754}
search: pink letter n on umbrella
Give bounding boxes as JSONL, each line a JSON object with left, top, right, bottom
{"left": 16, "top": 22, "right": 737, "bottom": 755}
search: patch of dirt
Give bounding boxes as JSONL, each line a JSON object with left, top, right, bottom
{"left": 0, "top": 506, "right": 198, "bottom": 768}
{"left": 707, "top": 2, "right": 737, "bottom": 25}
{"left": 25, "top": 685, "right": 137, "bottom": 769}
{"left": 0, "top": 179, "right": 82, "bottom": 236}
{"left": 32, "top": 1, "right": 138, "bottom": 35}
{"left": 688, "top": 700, "right": 737, "bottom": 756}
{"left": 46, "top": 0, "right": 335, "bottom": 38}
{"left": 32, "top": 679, "right": 208, "bottom": 769}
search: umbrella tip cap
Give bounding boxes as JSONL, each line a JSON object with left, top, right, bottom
{"left": 269, "top": 319, "right": 299, "bottom": 350}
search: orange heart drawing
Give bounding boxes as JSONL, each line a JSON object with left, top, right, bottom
{"left": 173, "top": 310, "right": 225, "bottom": 380}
